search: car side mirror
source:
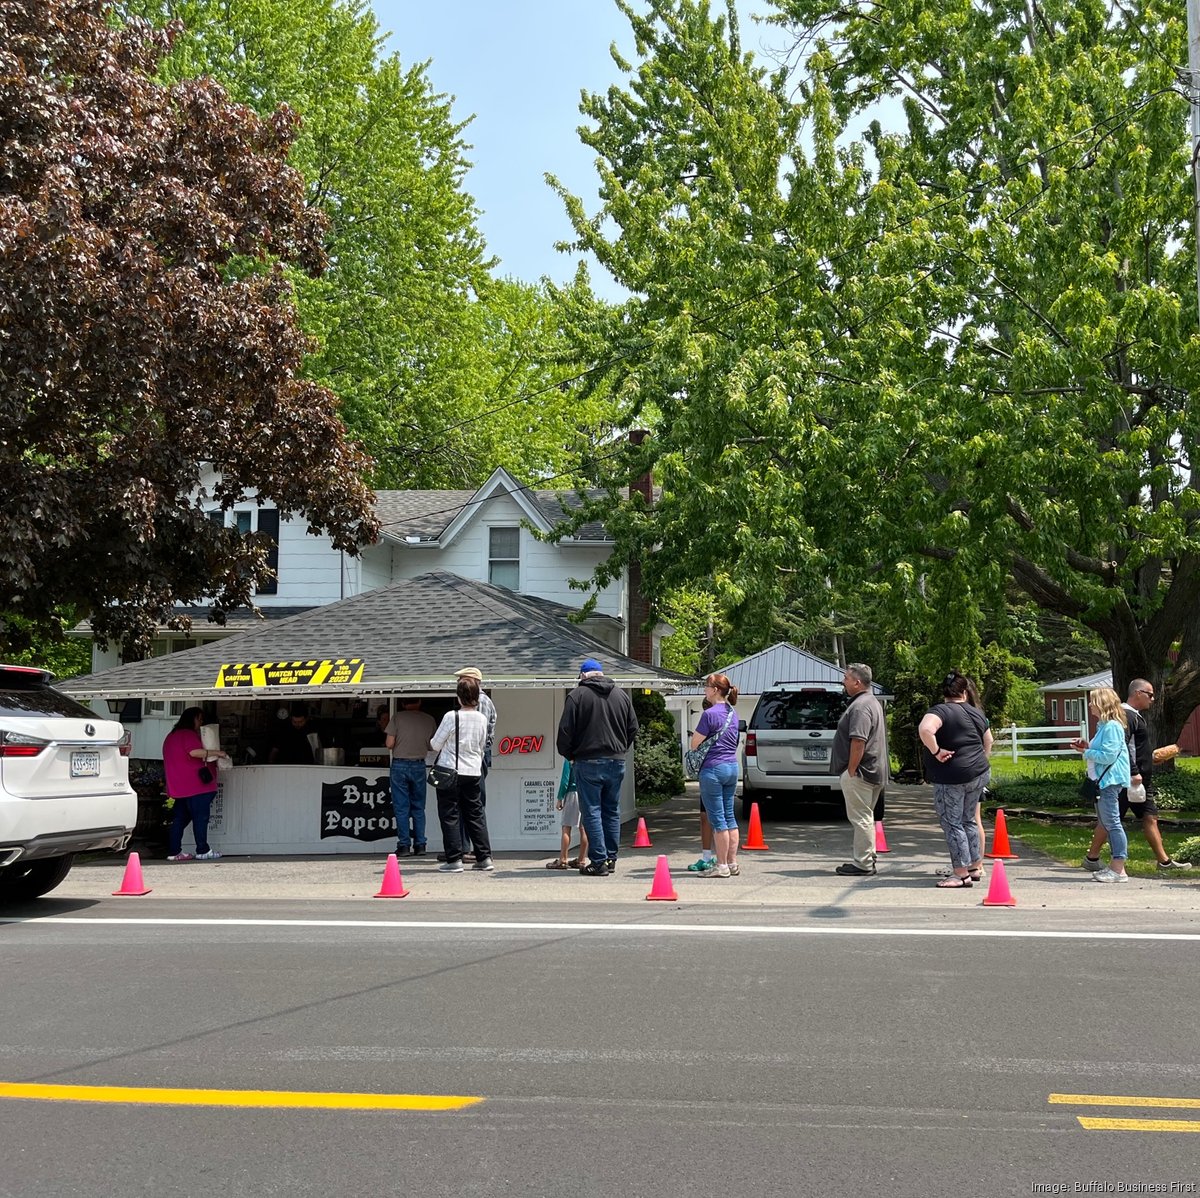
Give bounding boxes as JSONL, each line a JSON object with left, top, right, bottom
{"left": 738, "top": 720, "right": 747, "bottom": 734}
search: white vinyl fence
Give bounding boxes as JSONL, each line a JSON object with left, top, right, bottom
{"left": 992, "top": 721, "right": 1088, "bottom": 762}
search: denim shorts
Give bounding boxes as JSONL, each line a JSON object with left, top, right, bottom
{"left": 699, "top": 761, "right": 739, "bottom": 831}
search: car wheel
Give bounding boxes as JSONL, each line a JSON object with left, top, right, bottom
{"left": 0, "top": 854, "right": 75, "bottom": 901}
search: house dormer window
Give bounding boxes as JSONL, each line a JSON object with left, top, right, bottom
{"left": 488, "top": 526, "right": 520, "bottom": 590}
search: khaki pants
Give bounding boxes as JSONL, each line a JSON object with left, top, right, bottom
{"left": 840, "top": 770, "right": 882, "bottom": 868}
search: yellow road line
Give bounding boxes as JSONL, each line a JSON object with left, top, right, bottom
{"left": 1049, "top": 1093, "right": 1200, "bottom": 1110}
{"left": 0, "top": 1081, "right": 481, "bottom": 1112}
{"left": 1077, "top": 1117, "right": 1200, "bottom": 1133}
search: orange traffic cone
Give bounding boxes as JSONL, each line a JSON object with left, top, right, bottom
{"left": 646, "top": 855, "right": 678, "bottom": 901}
{"left": 875, "top": 821, "right": 890, "bottom": 853}
{"left": 986, "top": 808, "right": 1019, "bottom": 859}
{"left": 742, "top": 802, "right": 770, "bottom": 850}
{"left": 981, "top": 857, "right": 1017, "bottom": 906}
{"left": 374, "top": 853, "right": 410, "bottom": 899}
{"left": 632, "top": 817, "right": 652, "bottom": 848}
{"left": 112, "top": 851, "right": 151, "bottom": 896}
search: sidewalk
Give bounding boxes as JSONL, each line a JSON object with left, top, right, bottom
{"left": 59, "top": 784, "right": 1200, "bottom": 913}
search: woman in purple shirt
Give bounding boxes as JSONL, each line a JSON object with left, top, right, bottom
{"left": 689, "top": 673, "right": 741, "bottom": 878}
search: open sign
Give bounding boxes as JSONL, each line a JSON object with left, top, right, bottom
{"left": 497, "top": 735, "right": 544, "bottom": 755}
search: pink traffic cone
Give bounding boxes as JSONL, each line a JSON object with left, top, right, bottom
{"left": 875, "top": 821, "right": 890, "bottom": 853}
{"left": 112, "top": 851, "right": 151, "bottom": 896}
{"left": 632, "top": 817, "right": 652, "bottom": 848}
{"left": 374, "top": 853, "right": 410, "bottom": 899}
{"left": 646, "top": 855, "right": 678, "bottom": 901}
{"left": 981, "top": 858, "right": 1017, "bottom": 907}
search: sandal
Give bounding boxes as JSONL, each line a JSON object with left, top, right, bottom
{"left": 968, "top": 870, "right": 984, "bottom": 883}
{"left": 567, "top": 858, "right": 581, "bottom": 869}
{"left": 935, "top": 874, "right": 973, "bottom": 888}
{"left": 545, "top": 860, "right": 570, "bottom": 870}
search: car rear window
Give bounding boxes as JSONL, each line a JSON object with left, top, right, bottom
{"left": 753, "top": 691, "right": 848, "bottom": 730}
{"left": 0, "top": 685, "right": 98, "bottom": 720}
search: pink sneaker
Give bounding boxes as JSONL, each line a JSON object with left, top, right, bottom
{"left": 166, "top": 853, "right": 194, "bottom": 862}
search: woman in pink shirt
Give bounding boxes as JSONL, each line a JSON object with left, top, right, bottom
{"left": 162, "top": 707, "right": 227, "bottom": 861}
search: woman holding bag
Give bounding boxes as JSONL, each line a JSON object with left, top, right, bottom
{"left": 1071, "top": 687, "right": 1131, "bottom": 883}
{"left": 688, "top": 673, "right": 741, "bottom": 878}
{"left": 430, "top": 674, "right": 492, "bottom": 873}
{"left": 162, "top": 707, "right": 228, "bottom": 862}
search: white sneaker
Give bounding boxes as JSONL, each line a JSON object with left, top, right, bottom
{"left": 437, "top": 860, "right": 464, "bottom": 873}
{"left": 711, "top": 863, "right": 731, "bottom": 878}
{"left": 1093, "top": 868, "right": 1129, "bottom": 883}
{"left": 194, "top": 850, "right": 221, "bottom": 861}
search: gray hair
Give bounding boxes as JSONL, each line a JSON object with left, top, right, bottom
{"left": 845, "top": 663, "right": 873, "bottom": 687}
{"left": 1127, "top": 678, "right": 1150, "bottom": 700}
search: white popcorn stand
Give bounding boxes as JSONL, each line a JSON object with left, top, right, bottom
{"left": 65, "top": 574, "right": 684, "bottom": 857}
{"left": 199, "top": 685, "right": 628, "bottom": 855}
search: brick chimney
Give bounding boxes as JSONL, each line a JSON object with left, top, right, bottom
{"left": 626, "top": 430, "right": 653, "bottom": 664}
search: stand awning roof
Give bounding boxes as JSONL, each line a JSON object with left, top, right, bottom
{"left": 61, "top": 572, "right": 691, "bottom": 700}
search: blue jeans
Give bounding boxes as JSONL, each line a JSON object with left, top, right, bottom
{"left": 170, "top": 791, "right": 215, "bottom": 855}
{"left": 389, "top": 759, "right": 428, "bottom": 850}
{"left": 699, "top": 762, "right": 739, "bottom": 831}
{"left": 575, "top": 757, "right": 625, "bottom": 864}
{"left": 1095, "top": 784, "right": 1128, "bottom": 861}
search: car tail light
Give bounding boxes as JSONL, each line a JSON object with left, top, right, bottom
{"left": 745, "top": 731, "right": 757, "bottom": 757}
{"left": 0, "top": 730, "right": 49, "bottom": 758}
{"left": 119, "top": 730, "right": 132, "bottom": 757}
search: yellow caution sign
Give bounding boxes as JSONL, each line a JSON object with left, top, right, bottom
{"left": 215, "top": 659, "right": 365, "bottom": 688}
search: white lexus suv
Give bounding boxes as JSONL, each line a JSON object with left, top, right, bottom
{"left": 0, "top": 665, "right": 137, "bottom": 901}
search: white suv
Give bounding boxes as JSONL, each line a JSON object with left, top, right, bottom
{"left": 741, "top": 682, "right": 887, "bottom": 819}
{"left": 0, "top": 665, "right": 137, "bottom": 901}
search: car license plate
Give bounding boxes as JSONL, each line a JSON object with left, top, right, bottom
{"left": 802, "top": 747, "right": 827, "bottom": 762}
{"left": 70, "top": 751, "right": 101, "bottom": 778}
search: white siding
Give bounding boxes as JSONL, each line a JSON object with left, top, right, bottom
{"left": 389, "top": 491, "right": 623, "bottom": 617}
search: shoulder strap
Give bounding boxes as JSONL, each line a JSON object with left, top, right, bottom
{"left": 454, "top": 709, "right": 459, "bottom": 767}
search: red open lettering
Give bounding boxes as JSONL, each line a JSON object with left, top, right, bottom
{"left": 497, "top": 735, "right": 545, "bottom": 755}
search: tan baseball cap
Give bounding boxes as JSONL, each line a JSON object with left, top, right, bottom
{"left": 454, "top": 666, "right": 483, "bottom": 680}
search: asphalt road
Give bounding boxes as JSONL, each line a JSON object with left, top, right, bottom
{"left": 3, "top": 895, "right": 1199, "bottom": 1198}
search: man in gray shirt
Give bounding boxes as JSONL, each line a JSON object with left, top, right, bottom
{"left": 830, "top": 663, "right": 888, "bottom": 876}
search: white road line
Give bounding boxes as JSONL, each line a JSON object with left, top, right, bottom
{"left": 3, "top": 916, "right": 1200, "bottom": 942}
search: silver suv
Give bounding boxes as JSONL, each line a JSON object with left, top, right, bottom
{"left": 740, "top": 682, "right": 887, "bottom": 819}
{"left": 0, "top": 665, "right": 137, "bottom": 901}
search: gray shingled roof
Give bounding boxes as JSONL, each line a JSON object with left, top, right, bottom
{"left": 374, "top": 488, "right": 613, "bottom": 542}
{"left": 675, "top": 643, "right": 888, "bottom": 697}
{"left": 61, "top": 572, "right": 689, "bottom": 699}
{"left": 74, "top": 606, "right": 316, "bottom": 635}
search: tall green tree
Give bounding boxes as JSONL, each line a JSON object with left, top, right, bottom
{"left": 552, "top": 0, "right": 1200, "bottom": 745}
{"left": 122, "top": 0, "right": 612, "bottom": 487}
{"left": 0, "top": 0, "right": 377, "bottom": 657}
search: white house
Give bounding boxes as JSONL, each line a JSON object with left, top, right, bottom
{"left": 81, "top": 466, "right": 667, "bottom": 755}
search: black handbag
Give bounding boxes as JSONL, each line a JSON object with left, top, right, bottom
{"left": 1078, "top": 760, "right": 1114, "bottom": 802}
{"left": 427, "top": 711, "right": 459, "bottom": 790}
{"left": 198, "top": 764, "right": 215, "bottom": 785}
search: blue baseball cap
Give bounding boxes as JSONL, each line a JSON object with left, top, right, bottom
{"left": 579, "top": 658, "right": 603, "bottom": 675}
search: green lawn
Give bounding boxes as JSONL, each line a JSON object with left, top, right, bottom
{"left": 1002, "top": 815, "right": 1200, "bottom": 880}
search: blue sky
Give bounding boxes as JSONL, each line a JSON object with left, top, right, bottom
{"left": 370, "top": 1, "right": 778, "bottom": 295}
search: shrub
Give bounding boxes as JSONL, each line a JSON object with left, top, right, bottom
{"left": 1148, "top": 768, "right": 1200, "bottom": 812}
{"left": 1173, "top": 836, "right": 1200, "bottom": 864}
{"left": 632, "top": 691, "right": 684, "bottom": 802}
{"left": 988, "top": 778, "right": 1080, "bottom": 810}
{"left": 634, "top": 728, "right": 684, "bottom": 803}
